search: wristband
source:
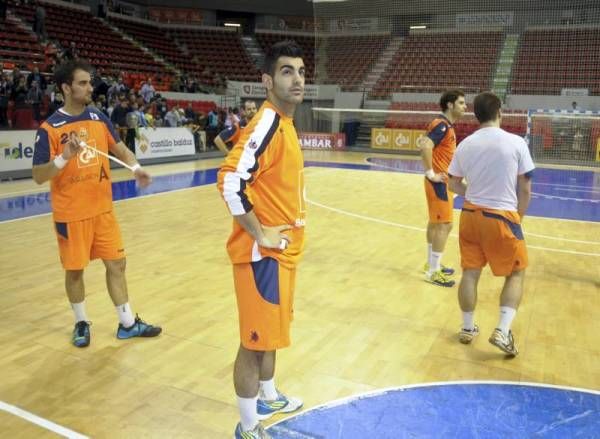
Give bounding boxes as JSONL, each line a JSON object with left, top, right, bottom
{"left": 53, "top": 155, "right": 68, "bottom": 169}
{"left": 131, "top": 163, "right": 141, "bottom": 173}
{"left": 425, "top": 169, "right": 435, "bottom": 180}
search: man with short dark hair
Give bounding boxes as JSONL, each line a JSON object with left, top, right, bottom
{"left": 218, "top": 41, "right": 306, "bottom": 439}
{"left": 31, "top": 59, "right": 161, "bottom": 348}
{"left": 417, "top": 89, "right": 466, "bottom": 287}
{"left": 448, "top": 91, "right": 534, "bottom": 356}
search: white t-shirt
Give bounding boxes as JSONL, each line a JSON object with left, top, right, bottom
{"left": 448, "top": 127, "right": 535, "bottom": 211}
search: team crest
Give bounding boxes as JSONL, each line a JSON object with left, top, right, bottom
{"left": 248, "top": 139, "right": 258, "bottom": 149}
{"left": 77, "top": 138, "right": 99, "bottom": 168}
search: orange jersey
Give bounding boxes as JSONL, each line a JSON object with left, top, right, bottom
{"left": 426, "top": 115, "right": 456, "bottom": 174}
{"left": 33, "top": 107, "right": 120, "bottom": 222}
{"left": 217, "top": 101, "right": 306, "bottom": 268}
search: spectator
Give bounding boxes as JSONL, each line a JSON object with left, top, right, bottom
{"left": 33, "top": 5, "right": 47, "bottom": 42}
{"left": 140, "top": 78, "right": 155, "bottom": 103}
{"left": 48, "top": 91, "right": 64, "bottom": 115}
{"left": 572, "top": 101, "right": 580, "bottom": 111}
{"left": 111, "top": 99, "right": 130, "bottom": 140}
{"left": 107, "top": 77, "right": 127, "bottom": 102}
{"left": 206, "top": 107, "right": 219, "bottom": 146}
{"left": 0, "top": 72, "right": 10, "bottom": 127}
{"left": 11, "top": 76, "right": 28, "bottom": 109}
{"left": 0, "top": 0, "right": 7, "bottom": 21}
{"left": 105, "top": 98, "right": 116, "bottom": 118}
{"left": 27, "top": 66, "right": 47, "bottom": 91}
{"left": 184, "top": 102, "right": 196, "bottom": 121}
{"left": 157, "top": 97, "right": 168, "bottom": 120}
{"left": 26, "top": 80, "right": 43, "bottom": 121}
{"left": 125, "top": 102, "right": 142, "bottom": 153}
{"left": 165, "top": 104, "right": 181, "bottom": 127}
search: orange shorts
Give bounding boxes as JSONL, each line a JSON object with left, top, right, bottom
{"left": 55, "top": 211, "right": 125, "bottom": 270}
{"left": 459, "top": 202, "right": 528, "bottom": 276}
{"left": 233, "top": 257, "right": 296, "bottom": 351}
{"left": 424, "top": 177, "right": 454, "bottom": 223}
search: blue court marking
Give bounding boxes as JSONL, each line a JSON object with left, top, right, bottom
{"left": 1, "top": 160, "right": 599, "bottom": 222}
{"left": 267, "top": 382, "right": 600, "bottom": 439}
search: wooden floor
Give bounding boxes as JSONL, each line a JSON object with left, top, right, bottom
{"left": 1, "top": 150, "right": 598, "bottom": 438}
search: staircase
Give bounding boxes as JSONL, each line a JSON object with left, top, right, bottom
{"left": 492, "top": 34, "right": 519, "bottom": 100}
{"left": 362, "top": 36, "right": 403, "bottom": 95}
{"left": 241, "top": 35, "right": 265, "bottom": 72}
{"left": 101, "top": 19, "right": 180, "bottom": 76}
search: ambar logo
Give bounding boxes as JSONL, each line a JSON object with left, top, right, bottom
{"left": 2, "top": 143, "right": 34, "bottom": 160}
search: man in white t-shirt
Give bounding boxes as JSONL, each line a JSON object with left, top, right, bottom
{"left": 448, "top": 91, "right": 535, "bottom": 357}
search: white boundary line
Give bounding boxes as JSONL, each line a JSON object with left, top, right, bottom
{"left": 307, "top": 199, "right": 600, "bottom": 256}
{"left": 266, "top": 380, "right": 600, "bottom": 430}
{"left": 0, "top": 400, "right": 88, "bottom": 438}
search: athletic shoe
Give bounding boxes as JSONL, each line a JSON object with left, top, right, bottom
{"left": 233, "top": 422, "right": 271, "bottom": 439}
{"left": 488, "top": 328, "right": 518, "bottom": 356}
{"left": 424, "top": 263, "right": 455, "bottom": 275}
{"left": 72, "top": 321, "right": 90, "bottom": 347}
{"left": 425, "top": 270, "right": 455, "bottom": 287}
{"left": 117, "top": 314, "right": 162, "bottom": 339}
{"left": 458, "top": 325, "right": 480, "bottom": 344}
{"left": 257, "top": 391, "right": 303, "bottom": 420}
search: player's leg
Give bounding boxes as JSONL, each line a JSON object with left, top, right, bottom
{"left": 256, "top": 263, "right": 302, "bottom": 420}
{"left": 93, "top": 212, "right": 161, "bottom": 339}
{"left": 424, "top": 179, "right": 455, "bottom": 286}
{"left": 482, "top": 210, "right": 528, "bottom": 356}
{"left": 457, "top": 208, "right": 486, "bottom": 344}
{"left": 56, "top": 220, "right": 92, "bottom": 347}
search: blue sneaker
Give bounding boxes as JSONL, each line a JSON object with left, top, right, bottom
{"left": 424, "top": 263, "right": 455, "bottom": 276}
{"left": 257, "top": 391, "right": 303, "bottom": 420}
{"left": 72, "top": 321, "right": 90, "bottom": 347}
{"left": 117, "top": 315, "right": 161, "bottom": 339}
{"left": 233, "top": 422, "right": 270, "bottom": 439}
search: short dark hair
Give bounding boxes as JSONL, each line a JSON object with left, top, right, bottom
{"left": 440, "top": 89, "right": 465, "bottom": 112}
{"left": 263, "top": 40, "right": 303, "bottom": 76}
{"left": 54, "top": 59, "right": 92, "bottom": 93}
{"left": 473, "top": 91, "right": 502, "bottom": 123}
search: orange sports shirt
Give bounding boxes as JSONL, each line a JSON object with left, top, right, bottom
{"left": 426, "top": 115, "right": 456, "bottom": 174}
{"left": 217, "top": 101, "right": 306, "bottom": 268}
{"left": 32, "top": 107, "right": 120, "bottom": 222}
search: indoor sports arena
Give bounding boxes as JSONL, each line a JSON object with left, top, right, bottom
{"left": 0, "top": 0, "right": 598, "bottom": 437}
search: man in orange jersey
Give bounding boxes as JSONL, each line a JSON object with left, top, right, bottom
{"left": 218, "top": 41, "right": 306, "bottom": 439}
{"left": 214, "top": 99, "right": 258, "bottom": 154}
{"left": 32, "top": 60, "right": 161, "bottom": 348}
{"left": 448, "top": 92, "right": 534, "bottom": 356}
{"left": 417, "top": 89, "right": 466, "bottom": 287}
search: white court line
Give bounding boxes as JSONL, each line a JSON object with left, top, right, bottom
{"left": 532, "top": 191, "right": 600, "bottom": 204}
{"left": 0, "top": 400, "right": 88, "bottom": 438}
{"left": 307, "top": 199, "right": 600, "bottom": 257}
{"left": 266, "top": 380, "right": 600, "bottom": 430}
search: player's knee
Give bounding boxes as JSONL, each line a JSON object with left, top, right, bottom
{"left": 105, "top": 258, "right": 126, "bottom": 276}
{"left": 65, "top": 269, "right": 84, "bottom": 282}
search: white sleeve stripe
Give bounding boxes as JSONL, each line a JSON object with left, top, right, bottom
{"left": 222, "top": 109, "right": 280, "bottom": 215}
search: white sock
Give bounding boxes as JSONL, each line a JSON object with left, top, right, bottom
{"left": 71, "top": 301, "right": 88, "bottom": 323}
{"left": 462, "top": 312, "right": 475, "bottom": 331}
{"left": 498, "top": 306, "right": 517, "bottom": 335}
{"left": 237, "top": 395, "right": 259, "bottom": 431}
{"left": 116, "top": 302, "right": 135, "bottom": 327}
{"left": 427, "top": 243, "right": 433, "bottom": 264}
{"left": 429, "top": 251, "right": 442, "bottom": 273}
{"left": 259, "top": 378, "right": 278, "bottom": 400}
